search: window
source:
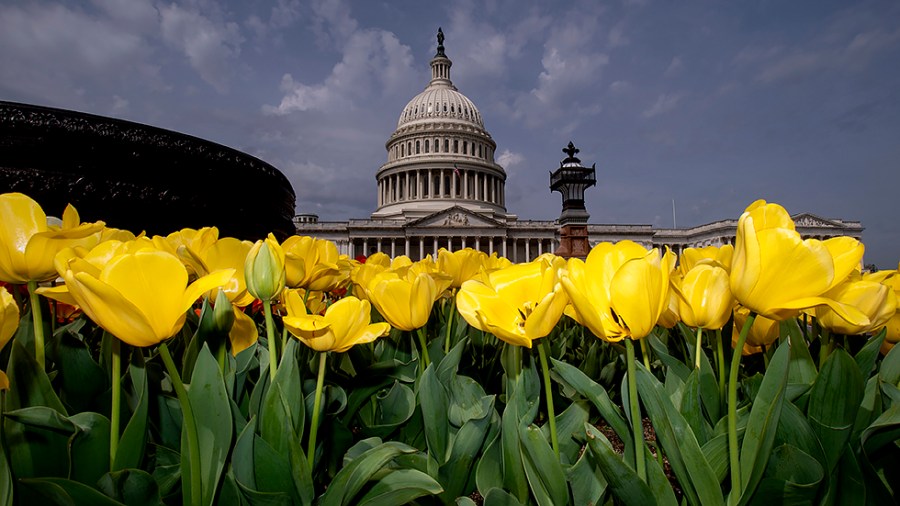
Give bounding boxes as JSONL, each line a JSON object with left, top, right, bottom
{"left": 444, "top": 139, "right": 449, "bottom": 152}
{"left": 443, "top": 104, "right": 447, "bottom": 112}
{"left": 463, "top": 141, "right": 468, "bottom": 155}
{"left": 416, "top": 141, "right": 420, "bottom": 154}
{"left": 453, "top": 140, "right": 458, "bottom": 153}
{"left": 425, "top": 140, "right": 429, "bottom": 153}
{"left": 478, "top": 144, "right": 483, "bottom": 158}
{"left": 435, "top": 138, "right": 439, "bottom": 152}
{"left": 401, "top": 144, "right": 405, "bottom": 157}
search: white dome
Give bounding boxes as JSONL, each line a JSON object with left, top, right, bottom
{"left": 398, "top": 86, "right": 483, "bottom": 128}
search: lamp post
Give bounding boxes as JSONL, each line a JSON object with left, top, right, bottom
{"left": 550, "top": 141, "right": 596, "bottom": 258}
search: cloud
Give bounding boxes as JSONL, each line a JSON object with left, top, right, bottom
{"left": 158, "top": 3, "right": 245, "bottom": 93}
{"left": 663, "top": 56, "right": 683, "bottom": 77}
{"left": 264, "top": 29, "right": 415, "bottom": 115}
{"left": 609, "top": 80, "right": 630, "bottom": 93}
{"left": 310, "top": 0, "right": 358, "bottom": 49}
{"left": 642, "top": 92, "right": 685, "bottom": 118}
{"left": 497, "top": 149, "right": 525, "bottom": 174}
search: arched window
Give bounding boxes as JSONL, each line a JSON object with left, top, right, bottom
{"left": 408, "top": 142, "right": 412, "bottom": 155}
{"left": 443, "top": 104, "right": 447, "bottom": 112}
{"left": 435, "top": 138, "right": 439, "bottom": 152}
{"left": 444, "top": 139, "right": 450, "bottom": 152}
{"left": 453, "top": 140, "right": 458, "bottom": 153}
{"left": 401, "top": 144, "right": 405, "bottom": 157}
{"left": 463, "top": 141, "right": 468, "bottom": 155}
{"left": 478, "top": 144, "right": 483, "bottom": 158}
{"left": 416, "top": 141, "right": 420, "bottom": 154}
{"left": 425, "top": 140, "right": 429, "bottom": 153}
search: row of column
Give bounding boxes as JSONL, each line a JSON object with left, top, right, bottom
{"left": 345, "top": 236, "right": 556, "bottom": 262}
{"left": 389, "top": 137, "right": 493, "bottom": 162}
{"left": 378, "top": 169, "right": 504, "bottom": 207}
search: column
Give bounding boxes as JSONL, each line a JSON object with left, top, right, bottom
{"left": 488, "top": 237, "right": 494, "bottom": 254}
{"left": 475, "top": 237, "right": 480, "bottom": 252}
{"left": 463, "top": 170, "right": 469, "bottom": 199}
{"left": 461, "top": 236, "right": 466, "bottom": 249}
{"left": 483, "top": 174, "right": 488, "bottom": 203}
{"left": 525, "top": 239, "right": 531, "bottom": 261}
{"left": 451, "top": 168, "right": 457, "bottom": 197}
{"left": 419, "top": 237, "right": 424, "bottom": 260}
{"left": 538, "top": 239, "right": 543, "bottom": 256}
{"left": 391, "top": 240, "right": 396, "bottom": 257}
{"left": 433, "top": 237, "right": 438, "bottom": 254}
{"left": 502, "top": 238, "right": 507, "bottom": 259}
{"left": 349, "top": 240, "right": 355, "bottom": 258}
{"left": 428, "top": 169, "right": 433, "bottom": 198}
{"left": 405, "top": 238, "right": 410, "bottom": 257}
{"left": 417, "top": 170, "right": 423, "bottom": 200}
{"left": 406, "top": 173, "right": 411, "bottom": 201}
{"left": 363, "top": 239, "right": 368, "bottom": 255}
{"left": 439, "top": 169, "right": 445, "bottom": 197}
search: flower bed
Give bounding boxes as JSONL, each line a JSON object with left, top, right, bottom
{"left": 0, "top": 191, "right": 898, "bottom": 505}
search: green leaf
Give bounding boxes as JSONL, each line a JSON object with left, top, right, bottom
{"left": 584, "top": 423, "right": 668, "bottom": 506}
{"left": 833, "top": 445, "right": 866, "bottom": 506}
{"left": 773, "top": 401, "right": 827, "bottom": 472}
{"left": 782, "top": 319, "right": 817, "bottom": 401}
{"left": 448, "top": 375, "right": 493, "bottom": 427}
{"left": 0, "top": 428, "right": 12, "bottom": 506}
{"left": 635, "top": 365, "right": 724, "bottom": 506}
{"left": 97, "top": 469, "right": 163, "bottom": 506}
{"left": 551, "top": 358, "right": 631, "bottom": 449}
{"left": 355, "top": 469, "right": 443, "bottom": 506}
{"left": 318, "top": 441, "right": 419, "bottom": 506}
{"left": 482, "top": 487, "right": 525, "bottom": 506}
{"left": 519, "top": 424, "right": 569, "bottom": 506}
{"left": 879, "top": 340, "right": 900, "bottom": 385}
{"left": 187, "top": 344, "right": 234, "bottom": 506}
{"left": 358, "top": 381, "right": 416, "bottom": 437}
{"left": 680, "top": 370, "right": 712, "bottom": 446}
{"left": 420, "top": 364, "right": 451, "bottom": 463}
{"left": 702, "top": 433, "right": 730, "bottom": 483}
{"left": 541, "top": 400, "right": 589, "bottom": 464}
{"left": 566, "top": 444, "right": 608, "bottom": 506}
{"left": 114, "top": 353, "right": 149, "bottom": 471}
{"left": 748, "top": 444, "right": 824, "bottom": 506}
{"left": 851, "top": 376, "right": 882, "bottom": 441}
{"left": 3, "top": 406, "right": 77, "bottom": 434}
{"left": 475, "top": 427, "right": 504, "bottom": 494}
{"left": 231, "top": 417, "right": 303, "bottom": 505}
{"left": 438, "top": 401, "right": 494, "bottom": 502}
{"left": 19, "top": 477, "right": 124, "bottom": 505}
{"left": 807, "top": 349, "right": 863, "bottom": 473}
{"left": 737, "top": 341, "right": 790, "bottom": 505}
{"left": 854, "top": 329, "right": 885, "bottom": 378}
{"left": 51, "top": 327, "right": 108, "bottom": 413}
{"left": 648, "top": 330, "right": 692, "bottom": 381}
{"left": 69, "top": 411, "right": 111, "bottom": 486}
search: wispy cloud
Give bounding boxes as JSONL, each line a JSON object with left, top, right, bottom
{"left": 642, "top": 92, "right": 685, "bottom": 118}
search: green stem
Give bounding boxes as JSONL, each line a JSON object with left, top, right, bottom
{"left": 728, "top": 313, "right": 756, "bottom": 500}
{"left": 416, "top": 327, "right": 430, "bottom": 373}
{"left": 27, "top": 281, "right": 45, "bottom": 371}
{"left": 263, "top": 300, "right": 278, "bottom": 382}
{"left": 444, "top": 294, "right": 456, "bottom": 355}
{"left": 537, "top": 339, "right": 560, "bottom": 459}
{"left": 307, "top": 352, "right": 328, "bottom": 470}
{"left": 625, "top": 339, "right": 646, "bottom": 481}
{"left": 110, "top": 338, "right": 121, "bottom": 469}
{"left": 216, "top": 337, "right": 226, "bottom": 373}
{"left": 159, "top": 343, "right": 202, "bottom": 506}
{"left": 639, "top": 337, "right": 651, "bottom": 370}
{"left": 694, "top": 327, "right": 704, "bottom": 370}
{"left": 818, "top": 328, "right": 832, "bottom": 370}
{"left": 716, "top": 329, "right": 726, "bottom": 412}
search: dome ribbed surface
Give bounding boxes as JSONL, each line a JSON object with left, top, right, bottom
{"left": 397, "top": 86, "right": 483, "bottom": 128}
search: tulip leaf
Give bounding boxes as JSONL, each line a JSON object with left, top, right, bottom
{"left": 852, "top": 376, "right": 882, "bottom": 441}
{"left": 3, "top": 406, "right": 78, "bottom": 434}
{"left": 878, "top": 339, "right": 900, "bottom": 385}
{"left": 318, "top": 441, "right": 419, "bottom": 506}
{"left": 542, "top": 400, "right": 590, "bottom": 463}
{"left": 635, "top": 365, "right": 724, "bottom": 506}
{"left": 482, "top": 487, "right": 526, "bottom": 506}
{"left": 420, "top": 364, "right": 451, "bottom": 463}
{"left": 260, "top": 340, "right": 303, "bottom": 454}
{"left": 647, "top": 331, "right": 692, "bottom": 381}
{"left": 701, "top": 433, "right": 730, "bottom": 483}
{"left": 51, "top": 325, "right": 108, "bottom": 413}
{"left": 584, "top": 423, "right": 661, "bottom": 506}
{"left": 437, "top": 399, "right": 494, "bottom": 502}
{"left": 96, "top": 469, "right": 163, "bottom": 506}
{"left": 113, "top": 353, "right": 149, "bottom": 471}
{"left": 772, "top": 401, "right": 827, "bottom": 471}
{"left": 188, "top": 344, "right": 234, "bottom": 506}
{"left": 0, "top": 434, "right": 12, "bottom": 506}
{"left": 448, "top": 376, "right": 493, "bottom": 427}
{"left": 68, "top": 411, "right": 111, "bottom": 486}
{"left": 781, "top": 319, "right": 816, "bottom": 401}
{"left": 566, "top": 442, "right": 608, "bottom": 506}
{"left": 474, "top": 427, "right": 503, "bottom": 494}
{"left": 518, "top": 424, "right": 569, "bottom": 506}
{"left": 854, "top": 328, "right": 885, "bottom": 378}
{"left": 19, "top": 477, "right": 124, "bottom": 505}
{"left": 355, "top": 469, "right": 443, "bottom": 506}
{"left": 232, "top": 417, "right": 301, "bottom": 505}
{"left": 551, "top": 358, "right": 631, "bottom": 449}
{"left": 679, "top": 370, "right": 712, "bottom": 446}
{"left": 747, "top": 444, "right": 824, "bottom": 506}
{"left": 736, "top": 342, "right": 790, "bottom": 505}
{"left": 807, "top": 349, "right": 863, "bottom": 474}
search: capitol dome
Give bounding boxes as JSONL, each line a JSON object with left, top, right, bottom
{"left": 372, "top": 28, "right": 510, "bottom": 221}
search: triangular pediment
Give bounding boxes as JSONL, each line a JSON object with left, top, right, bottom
{"left": 791, "top": 213, "right": 839, "bottom": 228}
{"left": 407, "top": 206, "right": 503, "bottom": 229}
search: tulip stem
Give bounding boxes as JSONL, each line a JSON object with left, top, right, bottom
{"left": 818, "top": 328, "right": 833, "bottom": 370}
{"left": 159, "top": 343, "right": 202, "bottom": 506}
{"left": 110, "top": 338, "right": 121, "bottom": 469}
{"left": 728, "top": 312, "right": 756, "bottom": 501}
{"left": 263, "top": 300, "right": 278, "bottom": 382}
{"left": 307, "top": 352, "right": 327, "bottom": 470}
{"left": 537, "top": 339, "right": 560, "bottom": 459}
{"left": 694, "top": 327, "right": 704, "bottom": 370}
{"left": 444, "top": 295, "right": 456, "bottom": 355}
{"left": 639, "top": 337, "right": 651, "bottom": 371}
{"left": 715, "top": 329, "right": 726, "bottom": 412}
{"left": 27, "top": 281, "right": 45, "bottom": 371}
{"left": 625, "top": 339, "right": 646, "bottom": 481}
{"left": 416, "top": 327, "right": 430, "bottom": 372}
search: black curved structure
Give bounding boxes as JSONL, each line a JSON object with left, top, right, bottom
{"left": 0, "top": 101, "right": 296, "bottom": 240}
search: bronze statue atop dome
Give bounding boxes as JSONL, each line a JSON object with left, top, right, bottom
{"left": 436, "top": 27, "right": 445, "bottom": 57}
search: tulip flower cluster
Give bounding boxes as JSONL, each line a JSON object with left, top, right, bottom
{"left": 0, "top": 191, "right": 898, "bottom": 506}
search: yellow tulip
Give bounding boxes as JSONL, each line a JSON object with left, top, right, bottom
{"left": 0, "top": 370, "right": 8, "bottom": 391}
{"left": 1, "top": 286, "right": 19, "bottom": 351}
{"left": 675, "top": 262, "right": 735, "bottom": 330}
{"left": 349, "top": 261, "right": 386, "bottom": 302}
{"left": 732, "top": 306, "right": 780, "bottom": 354}
{"left": 456, "top": 255, "right": 568, "bottom": 348}
{"left": 182, "top": 237, "right": 255, "bottom": 308}
{"left": 437, "top": 248, "right": 489, "bottom": 289}
{"left": 562, "top": 241, "right": 676, "bottom": 341}
{"left": 229, "top": 306, "right": 259, "bottom": 355}
{"left": 365, "top": 252, "right": 392, "bottom": 268}
{"left": 283, "top": 291, "right": 389, "bottom": 352}
{"left": 245, "top": 234, "right": 286, "bottom": 302}
{"left": 0, "top": 193, "right": 104, "bottom": 283}
{"left": 367, "top": 270, "right": 439, "bottom": 331}
{"left": 283, "top": 235, "right": 350, "bottom": 291}
{"left": 657, "top": 278, "right": 681, "bottom": 328}
{"left": 729, "top": 200, "right": 867, "bottom": 323}
{"left": 870, "top": 266, "right": 900, "bottom": 353}
{"left": 816, "top": 272, "right": 897, "bottom": 335}
{"left": 37, "top": 249, "right": 233, "bottom": 347}
{"left": 680, "top": 244, "right": 733, "bottom": 275}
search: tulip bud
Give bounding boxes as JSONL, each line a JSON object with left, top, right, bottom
{"left": 212, "top": 289, "right": 235, "bottom": 334}
{"left": 245, "top": 233, "right": 286, "bottom": 302}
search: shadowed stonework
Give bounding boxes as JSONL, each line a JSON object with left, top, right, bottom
{"left": 0, "top": 101, "right": 296, "bottom": 240}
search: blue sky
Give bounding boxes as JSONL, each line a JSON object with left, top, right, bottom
{"left": 1, "top": 0, "right": 898, "bottom": 267}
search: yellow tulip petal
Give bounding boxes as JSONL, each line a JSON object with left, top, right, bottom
{"left": 34, "top": 284, "right": 79, "bottom": 307}
{"left": 67, "top": 271, "right": 162, "bottom": 347}
{"left": 183, "top": 268, "right": 236, "bottom": 312}
{"left": 609, "top": 257, "right": 667, "bottom": 339}
{"left": 229, "top": 307, "right": 258, "bottom": 356}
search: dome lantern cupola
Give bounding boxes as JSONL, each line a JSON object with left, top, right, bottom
{"left": 429, "top": 27, "right": 452, "bottom": 86}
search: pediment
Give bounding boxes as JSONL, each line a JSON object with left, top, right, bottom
{"left": 408, "top": 206, "right": 503, "bottom": 229}
{"left": 791, "top": 213, "right": 839, "bottom": 228}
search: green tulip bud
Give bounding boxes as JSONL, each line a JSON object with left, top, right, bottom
{"left": 245, "top": 233, "right": 286, "bottom": 302}
{"left": 212, "top": 289, "right": 235, "bottom": 334}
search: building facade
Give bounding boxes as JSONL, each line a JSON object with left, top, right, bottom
{"left": 294, "top": 30, "right": 862, "bottom": 260}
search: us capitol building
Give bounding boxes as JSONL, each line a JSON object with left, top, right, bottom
{"left": 293, "top": 29, "right": 862, "bottom": 261}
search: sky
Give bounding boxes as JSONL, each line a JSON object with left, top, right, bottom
{"left": 1, "top": 0, "right": 899, "bottom": 267}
